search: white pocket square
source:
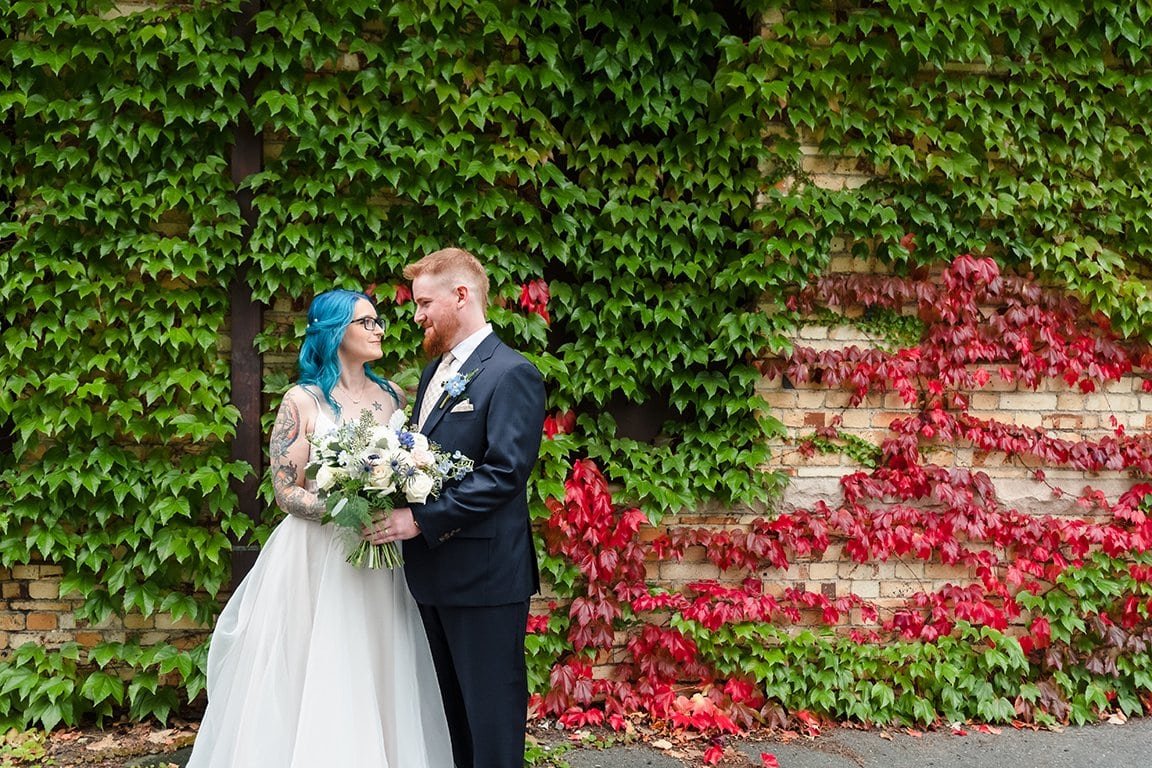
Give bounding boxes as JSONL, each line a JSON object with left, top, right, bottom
{"left": 449, "top": 400, "right": 474, "bottom": 413}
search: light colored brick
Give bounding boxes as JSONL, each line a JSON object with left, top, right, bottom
{"left": 796, "top": 391, "right": 828, "bottom": 409}
{"left": 880, "top": 581, "right": 919, "bottom": 598}
{"left": 969, "top": 393, "right": 1000, "bottom": 411}
{"left": 760, "top": 391, "right": 798, "bottom": 409}
{"left": 807, "top": 562, "right": 839, "bottom": 580}
{"left": 659, "top": 561, "right": 720, "bottom": 582}
{"left": 924, "top": 563, "right": 974, "bottom": 581}
{"left": 28, "top": 581, "right": 59, "bottom": 600}
{"left": 828, "top": 326, "right": 871, "bottom": 342}
{"left": 873, "top": 411, "right": 912, "bottom": 429}
{"left": 123, "top": 614, "right": 154, "bottom": 630}
{"left": 0, "top": 613, "right": 24, "bottom": 631}
{"left": 848, "top": 580, "right": 880, "bottom": 599}
{"left": 839, "top": 562, "right": 878, "bottom": 580}
{"left": 1009, "top": 412, "right": 1044, "bottom": 428}
{"left": 999, "top": 393, "right": 1059, "bottom": 411}
{"left": 1057, "top": 393, "right": 1087, "bottom": 410}
{"left": 9, "top": 600, "right": 70, "bottom": 612}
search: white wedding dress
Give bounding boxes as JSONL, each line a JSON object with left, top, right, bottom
{"left": 187, "top": 408, "right": 452, "bottom": 768}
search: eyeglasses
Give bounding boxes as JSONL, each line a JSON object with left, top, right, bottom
{"left": 349, "top": 316, "right": 384, "bottom": 332}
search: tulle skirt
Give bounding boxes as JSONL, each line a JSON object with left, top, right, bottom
{"left": 187, "top": 515, "right": 452, "bottom": 768}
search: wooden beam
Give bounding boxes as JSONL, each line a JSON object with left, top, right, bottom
{"left": 228, "top": 0, "right": 264, "bottom": 587}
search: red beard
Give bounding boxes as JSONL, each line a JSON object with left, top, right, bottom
{"left": 421, "top": 312, "right": 461, "bottom": 358}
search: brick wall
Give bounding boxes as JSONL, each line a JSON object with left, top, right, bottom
{"left": 4, "top": 9, "right": 1145, "bottom": 658}
{"left": 5, "top": 275, "right": 1146, "bottom": 653}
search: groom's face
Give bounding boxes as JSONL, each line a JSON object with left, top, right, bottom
{"left": 412, "top": 275, "right": 462, "bottom": 358}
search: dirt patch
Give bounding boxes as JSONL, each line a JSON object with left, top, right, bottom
{"left": 25, "top": 721, "right": 198, "bottom": 768}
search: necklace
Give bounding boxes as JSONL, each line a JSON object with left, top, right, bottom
{"left": 340, "top": 380, "right": 368, "bottom": 404}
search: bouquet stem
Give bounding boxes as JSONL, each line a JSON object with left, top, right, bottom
{"left": 347, "top": 540, "right": 404, "bottom": 569}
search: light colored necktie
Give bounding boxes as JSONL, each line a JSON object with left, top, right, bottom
{"left": 418, "top": 352, "right": 455, "bottom": 428}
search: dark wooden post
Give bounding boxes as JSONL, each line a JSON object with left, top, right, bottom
{"left": 228, "top": 0, "right": 264, "bottom": 587}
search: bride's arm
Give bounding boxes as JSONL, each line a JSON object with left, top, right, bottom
{"left": 270, "top": 386, "right": 325, "bottom": 521}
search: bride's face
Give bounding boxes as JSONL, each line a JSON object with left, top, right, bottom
{"left": 340, "top": 298, "right": 384, "bottom": 362}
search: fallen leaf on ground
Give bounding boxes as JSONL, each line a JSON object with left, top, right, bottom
{"left": 85, "top": 734, "right": 119, "bottom": 752}
{"left": 651, "top": 738, "right": 674, "bottom": 750}
{"left": 147, "top": 729, "right": 175, "bottom": 745}
{"left": 879, "top": 731, "right": 893, "bottom": 740}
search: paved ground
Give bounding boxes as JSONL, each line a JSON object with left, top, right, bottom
{"left": 559, "top": 718, "right": 1152, "bottom": 768}
{"left": 130, "top": 717, "right": 1152, "bottom": 767}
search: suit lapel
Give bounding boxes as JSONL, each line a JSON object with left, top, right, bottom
{"left": 420, "top": 334, "right": 501, "bottom": 435}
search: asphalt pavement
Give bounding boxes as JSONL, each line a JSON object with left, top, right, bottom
{"left": 136, "top": 717, "right": 1152, "bottom": 767}
{"left": 557, "top": 717, "right": 1152, "bottom": 768}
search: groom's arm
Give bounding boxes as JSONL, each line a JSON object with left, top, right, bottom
{"left": 409, "top": 358, "right": 545, "bottom": 545}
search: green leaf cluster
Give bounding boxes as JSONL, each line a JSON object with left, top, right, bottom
{"left": 682, "top": 618, "right": 1026, "bottom": 726}
{"left": 5, "top": 0, "right": 1152, "bottom": 730}
{"left": 1, "top": 0, "right": 253, "bottom": 727}
{"left": 759, "top": 0, "right": 1152, "bottom": 338}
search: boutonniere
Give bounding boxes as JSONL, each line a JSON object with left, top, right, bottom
{"left": 437, "top": 368, "right": 478, "bottom": 409}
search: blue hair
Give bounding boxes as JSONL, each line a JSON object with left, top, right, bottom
{"left": 297, "top": 289, "right": 392, "bottom": 415}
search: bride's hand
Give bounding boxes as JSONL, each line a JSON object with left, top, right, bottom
{"left": 362, "top": 510, "right": 393, "bottom": 544}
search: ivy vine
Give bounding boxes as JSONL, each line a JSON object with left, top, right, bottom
{"left": 3, "top": 0, "right": 1152, "bottom": 734}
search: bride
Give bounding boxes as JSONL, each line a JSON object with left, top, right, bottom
{"left": 187, "top": 289, "right": 451, "bottom": 767}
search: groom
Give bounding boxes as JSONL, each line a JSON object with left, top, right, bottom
{"left": 382, "top": 247, "right": 545, "bottom": 768}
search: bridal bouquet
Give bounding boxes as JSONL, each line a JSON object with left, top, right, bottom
{"left": 306, "top": 409, "right": 474, "bottom": 568}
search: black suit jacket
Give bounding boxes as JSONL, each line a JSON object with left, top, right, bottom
{"left": 404, "top": 333, "right": 545, "bottom": 606}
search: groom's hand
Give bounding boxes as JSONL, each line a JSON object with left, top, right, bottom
{"left": 376, "top": 506, "right": 421, "bottom": 543}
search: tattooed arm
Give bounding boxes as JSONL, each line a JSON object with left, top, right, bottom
{"left": 270, "top": 386, "right": 325, "bottom": 522}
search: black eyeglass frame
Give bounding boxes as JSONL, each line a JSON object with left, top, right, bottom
{"left": 349, "top": 316, "right": 384, "bottom": 331}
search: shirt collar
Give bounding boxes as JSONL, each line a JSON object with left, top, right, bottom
{"left": 448, "top": 323, "right": 492, "bottom": 369}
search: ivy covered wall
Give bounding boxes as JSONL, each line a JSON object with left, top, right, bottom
{"left": 2, "top": 0, "right": 1152, "bottom": 733}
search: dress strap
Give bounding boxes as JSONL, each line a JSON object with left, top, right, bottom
{"left": 299, "top": 384, "right": 340, "bottom": 426}
{"left": 299, "top": 384, "right": 324, "bottom": 409}
{"left": 380, "top": 379, "right": 401, "bottom": 408}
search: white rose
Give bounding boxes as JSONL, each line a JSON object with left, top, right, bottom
{"left": 369, "top": 424, "right": 393, "bottom": 447}
{"left": 411, "top": 433, "right": 429, "bottom": 452}
{"left": 410, "top": 447, "right": 435, "bottom": 469}
{"left": 365, "top": 460, "right": 396, "bottom": 493}
{"left": 315, "top": 464, "right": 335, "bottom": 491}
{"left": 405, "top": 472, "right": 435, "bottom": 504}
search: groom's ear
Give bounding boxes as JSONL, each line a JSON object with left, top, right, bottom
{"left": 455, "top": 284, "right": 469, "bottom": 306}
